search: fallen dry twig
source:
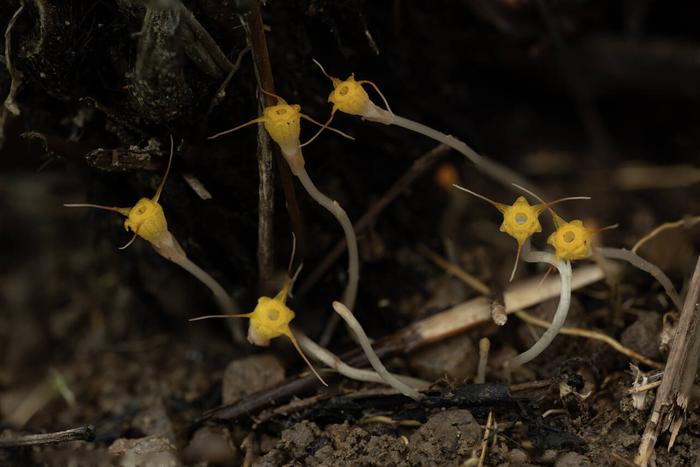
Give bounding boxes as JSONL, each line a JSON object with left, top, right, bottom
{"left": 632, "top": 216, "right": 700, "bottom": 253}
{"left": 514, "top": 310, "right": 663, "bottom": 369}
{"left": 417, "top": 244, "right": 491, "bottom": 296}
{"left": 0, "top": 426, "right": 94, "bottom": 448}
{"left": 240, "top": 1, "right": 277, "bottom": 290}
{"left": 477, "top": 411, "right": 495, "bottom": 467}
{"left": 614, "top": 165, "right": 700, "bottom": 190}
{"left": 597, "top": 247, "right": 683, "bottom": 311}
{"left": 199, "top": 263, "right": 605, "bottom": 423}
{"left": 636, "top": 254, "right": 700, "bottom": 466}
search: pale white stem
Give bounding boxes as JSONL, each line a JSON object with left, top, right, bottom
{"left": 296, "top": 169, "right": 359, "bottom": 312}
{"left": 385, "top": 113, "right": 533, "bottom": 191}
{"left": 332, "top": 301, "right": 422, "bottom": 400}
{"left": 170, "top": 255, "right": 235, "bottom": 313}
{"left": 294, "top": 330, "right": 430, "bottom": 389}
{"left": 596, "top": 247, "right": 682, "bottom": 311}
{"left": 152, "top": 231, "right": 244, "bottom": 342}
{"left": 476, "top": 337, "right": 490, "bottom": 384}
{"left": 508, "top": 244, "right": 572, "bottom": 370}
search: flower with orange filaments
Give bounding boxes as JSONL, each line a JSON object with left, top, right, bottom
{"left": 303, "top": 60, "right": 394, "bottom": 146}
{"left": 327, "top": 73, "right": 393, "bottom": 119}
{"left": 189, "top": 277, "right": 327, "bottom": 387}
{"left": 547, "top": 215, "right": 618, "bottom": 261}
{"left": 191, "top": 238, "right": 327, "bottom": 386}
{"left": 452, "top": 184, "right": 589, "bottom": 281}
{"left": 208, "top": 91, "right": 353, "bottom": 175}
{"left": 514, "top": 185, "right": 617, "bottom": 262}
{"left": 64, "top": 136, "right": 175, "bottom": 250}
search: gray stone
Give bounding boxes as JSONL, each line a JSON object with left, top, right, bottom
{"left": 109, "top": 436, "right": 181, "bottom": 467}
{"left": 409, "top": 334, "right": 478, "bottom": 381}
{"left": 222, "top": 354, "right": 285, "bottom": 404}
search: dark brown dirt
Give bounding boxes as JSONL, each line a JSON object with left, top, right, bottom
{"left": 1, "top": 1, "right": 700, "bottom": 466}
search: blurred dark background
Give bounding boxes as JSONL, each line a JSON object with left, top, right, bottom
{"left": 0, "top": 0, "right": 698, "bottom": 453}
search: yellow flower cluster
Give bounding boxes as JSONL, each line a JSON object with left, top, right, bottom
{"left": 453, "top": 185, "right": 600, "bottom": 278}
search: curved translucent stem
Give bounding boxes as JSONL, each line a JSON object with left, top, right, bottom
{"left": 333, "top": 301, "right": 422, "bottom": 400}
{"left": 296, "top": 169, "right": 359, "bottom": 312}
{"left": 152, "top": 232, "right": 245, "bottom": 343}
{"left": 596, "top": 247, "right": 682, "bottom": 311}
{"left": 169, "top": 253, "right": 235, "bottom": 314}
{"left": 387, "top": 114, "right": 534, "bottom": 191}
{"left": 508, "top": 243, "right": 572, "bottom": 370}
{"left": 294, "top": 330, "right": 429, "bottom": 389}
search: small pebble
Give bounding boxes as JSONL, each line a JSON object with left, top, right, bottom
{"left": 410, "top": 334, "right": 477, "bottom": 381}
{"left": 222, "top": 354, "right": 285, "bottom": 404}
{"left": 508, "top": 448, "right": 529, "bottom": 464}
{"left": 109, "top": 436, "right": 181, "bottom": 467}
{"left": 183, "top": 426, "right": 238, "bottom": 466}
{"left": 620, "top": 312, "right": 662, "bottom": 359}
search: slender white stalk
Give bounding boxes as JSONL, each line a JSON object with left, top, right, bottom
{"left": 508, "top": 243, "right": 572, "bottom": 370}
{"left": 384, "top": 114, "right": 534, "bottom": 191}
{"left": 152, "top": 231, "right": 245, "bottom": 342}
{"left": 596, "top": 247, "right": 682, "bottom": 311}
{"left": 170, "top": 255, "right": 235, "bottom": 312}
{"left": 332, "top": 301, "right": 422, "bottom": 400}
{"left": 297, "top": 168, "right": 359, "bottom": 312}
{"left": 150, "top": 232, "right": 233, "bottom": 312}
{"left": 294, "top": 330, "right": 430, "bottom": 389}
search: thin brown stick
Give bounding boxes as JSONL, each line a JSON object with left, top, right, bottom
{"left": 632, "top": 216, "right": 700, "bottom": 253}
{"left": 514, "top": 311, "right": 663, "bottom": 369}
{"left": 597, "top": 247, "right": 682, "bottom": 311}
{"left": 205, "top": 45, "right": 251, "bottom": 117}
{"left": 0, "top": 426, "right": 94, "bottom": 448}
{"left": 477, "top": 411, "right": 495, "bottom": 467}
{"left": 636, "top": 254, "right": 700, "bottom": 466}
{"left": 509, "top": 379, "right": 553, "bottom": 392}
{"left": 417, "top": 244, "right": 491, "bottom": 296}
{"left": 627, "top": 380, "right": 662, "bottom": 395}
{"left": 200, "top": 264, "right": 605, "bottom": 423}
{"left": 179, "top": 4, "right": 239, "bottom": 78}
{"left": 241, "top": 2, "right": 276, "bottom": 291}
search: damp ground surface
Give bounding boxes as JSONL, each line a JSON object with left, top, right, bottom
{"left": 1, "top": 1, "right": 700, "bottom": 466}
